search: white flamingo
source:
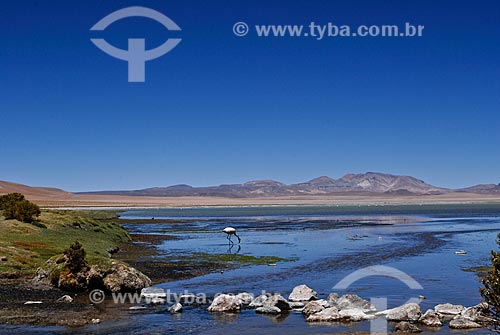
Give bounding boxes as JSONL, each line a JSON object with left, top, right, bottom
{"left": 223, "top": 227, "right": 241, "bottom": 244}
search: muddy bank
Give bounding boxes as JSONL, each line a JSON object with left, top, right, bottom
{"left": 0, "top": 277, "right": 107, "bottom": 326}
{"left": 0, "top": 230, "right": 232, "bottom": 326}
{"left": 0, "top": 235, "right": 181, "bottom": 326}
{"left": 117, "top": 233, "right": 234, "bottom": 284}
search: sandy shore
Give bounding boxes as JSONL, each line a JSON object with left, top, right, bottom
{"left": 32, "top": 192, "right": 500, "bottom": 208}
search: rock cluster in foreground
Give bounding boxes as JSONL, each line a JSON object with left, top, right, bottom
{"left": 205, "top": 284, "right": 492, "bottom": 332}
{"left": 33, "top": 260, "right": 151, "bottom": 293}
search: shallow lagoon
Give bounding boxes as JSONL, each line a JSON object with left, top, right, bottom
{"left": 4, "top": 204, "right": 500, "bottom": 334}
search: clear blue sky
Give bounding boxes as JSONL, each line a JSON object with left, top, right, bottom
{"left": 1, "top": 0, "right": 499, "bottom": 191}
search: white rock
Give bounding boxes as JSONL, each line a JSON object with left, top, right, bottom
{"left": 289, "top": 301, "right": 306, "bottom": 309}
{"left": 57, "top": 295, "right": 73, "bottom": 303}
{"left": 394, "top": 321, "right": 422, "bottom": 333}
{"left": 334, "top": 294, "right": 376, "bottom": 313}
{"left": 434, "top": 303, "right": 464, "bottom": 316}
{"left": 378, "top": 303, "right": 421, "bottom": 321}
{"left": 338, "top": 308, "right": 376, "bottom": 321}
{"left": 262, "top": 294, "right": 291, "bottom": 311}
{"left": 140, "top": 287, "right": 166, "bottom": 299}
{"left": 168, "top": 303, "right": 183, "bottom": 313}
{"left": 302, "top": 300, "right": 326, "bottom": 317}
{"left": 449, "top": 317, "right": 483, "bottom": 329}
{"left": 248, "top": 294, "right": 269, "bottom": 309}
{"left": 236, "top": 292, "right": 254, "bottom": 305}
{"left": 316, "top": 299, "right": 330, "bottom": 307}
{"left": 91, "top": 318, "right": 101, "bottom": 324}
{"left": 129, "top": 306, "right": 147, "bottom": 310}
{"left": 306, "top": 307, "right": 341, "bottom": 322}
{"left": 461, "top": 302, "right": 489, "bottom": 322}
{"left": 207, "top": 294, "right": 241, "bottom": 312}
{"left": 288, "top": 284, "right": 318, "bottom": 302}
{"left": 256, "top": 306, "right": 281, "bottom": 314}
{"left": 419, "top": 309, "right": 442, "bottom": 327}
{"left": 327, "top": 293, "right": 339, "bottom": 306}
{"left": 24, "top": 301, "right": 43, "bottom": 305}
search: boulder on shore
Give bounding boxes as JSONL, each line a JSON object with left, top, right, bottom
{"left": 32, "top": 267, "right": 50, "bottom": 286}
{"left": 101, "top": 262, "right": 151, "bottom": 293}
{"left": 37, "top": 260, "right": 151, "bottom": 293}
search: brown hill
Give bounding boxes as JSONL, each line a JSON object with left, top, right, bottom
{"left": 458, "top": 184, "right": 500, "bottom": 195}
{"left": 1, "top": 177, "right": 500, "bottom": 207}
{"left": 330, "top": 172, "right": 448, "bottom": 194}
{"left": 0, "top": 180, "right": 73, "bottom": 201}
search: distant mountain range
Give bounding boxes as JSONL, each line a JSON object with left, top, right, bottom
{"left": 73, "top": 172, "right": 500, "bottom": 198}
{"left": 457, "top": 184, "right": 500, "bottom": 195}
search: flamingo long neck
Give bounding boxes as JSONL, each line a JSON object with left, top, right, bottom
{"left": 234, "top": 232, "right": 241, "bottom": 243}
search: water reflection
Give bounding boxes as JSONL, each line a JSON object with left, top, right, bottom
{"left": 260, "top": 311, "right": 291, "bottom": 323}
{"left": 227, "top": 244, "right": 241, "bottom": 254}
{"left": 211, "top": 312, "right": 240, "bottom": 324}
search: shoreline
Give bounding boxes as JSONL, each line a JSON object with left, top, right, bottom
{"left": 0, "top": 210, "right": 144, "bottom": 326}
{"left": 0, "top": 209, "right": 234, "bottom": 327}
{"left": 0, "top": 231, "right": 235, "bottom": 327}
{"left": 46, "top": 200, "right": 500, "bottom": 211}
{"left": 21, "top": 191, "right": 500, "bottom": 209}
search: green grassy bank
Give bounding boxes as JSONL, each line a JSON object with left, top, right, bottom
{"left": 0, "top": 210, "right": 130, "bottom": 275}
